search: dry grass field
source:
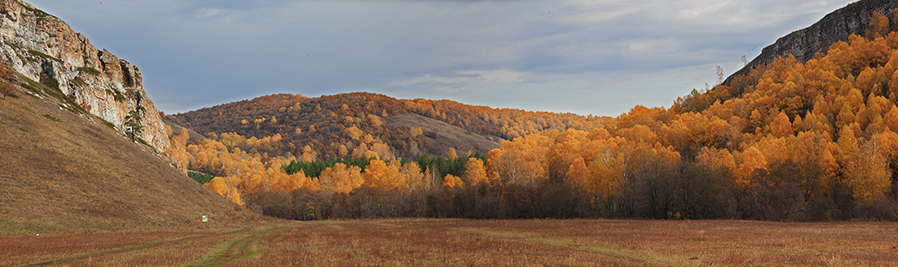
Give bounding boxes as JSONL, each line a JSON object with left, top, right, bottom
{"left": 3, "top": 218, "right": 898, "bottom": 266}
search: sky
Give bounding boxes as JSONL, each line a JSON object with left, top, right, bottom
{"left": 26, "top": 0, "right": 855, "bottom": 117}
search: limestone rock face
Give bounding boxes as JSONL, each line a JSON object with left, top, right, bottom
{"left": 0, "top": 0, "right": 169, "bottom": 152}
{"left": 727, "top": 0, "right": 898, "bottom": 84}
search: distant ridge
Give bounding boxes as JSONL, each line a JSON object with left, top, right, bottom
{"left": 168, "top": 92, "right": 605, "bottom": 161}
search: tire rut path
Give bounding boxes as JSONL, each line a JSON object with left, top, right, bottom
{"left": 20, "top": 227, "right": 253, "bottom": 267}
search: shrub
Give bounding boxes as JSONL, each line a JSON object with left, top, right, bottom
{"left": 187, "top": 172, "right": 214, "bottom": 184}
{"left": 0, "top": 82, "right": 14, "bottom": 99}
{"left": 0, "top": 64, "right": 14, "bottom": 80}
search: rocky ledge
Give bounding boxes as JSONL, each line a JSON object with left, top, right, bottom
{"left": 0, "top": 0, "right": 169, "bottom": 152}
{"left": 727, "top": 0, "right": 898, "bottom": 84}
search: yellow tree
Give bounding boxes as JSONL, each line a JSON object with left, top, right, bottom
{"left": 842, "top": 128, "right": 892, "bottom": 202}
{"left": 442, "top": 174, "right": 463, "bottom": 189}
{"left": 446, "top": 147, "right": 458, "bottom": 159}
{"left": 240, "top": 170, "right": 268, "bottom": 196}
{"left": 735, "top": 146, "right": 767, "bottom": 188}
{"left": 868, "top": 12, "right": 890, "bottom": 39}
{"left": 399, "top": 161, "right": 425, "bottom": 191}
{"left": 352, "top": 143, "right": 369, "bottom": 159}
{"left": 337, "top": 144, "right": 349, "bottom": 157}
{"left": 785, "top": 132, "right": 839, "bottom": 201}
{"left": 487, "top": 147, "right": 531, "bottom": 185}
{"left": 695, "top": 146, "right": 736, "bottom": 180}
{"left": 566, "top": 156, "right": 589, "bottom": 190}
{"left": 370, "top": 143, "right": 394, "bottom": 160}
{"left": 301, "top": 145, "right": 318, "bottom": 162}
{"left": 270, "top": 168, "right": 310, "bottom": 192}
{"left": 463, "top": 158, "right": 490, "bottom": 186}
{"left": 205, "top": 177, "right": 229, "bottom": 197}
{"left": 363, "top": 159, "right": 402, "bottom": 191}
{"left": 205, "top": 176, "right": 244, "bottom": 206}
{"left": 319, "top": 163, "right": 363, "bottom": 194}
{"left": 164, "top": 127, "right": 191, "bottom": 173}
{"left": 587, "top": 144, "right": 626, "bottom": 204}
{"left": 771, "top": 111, "right": 793, "bottom": 138}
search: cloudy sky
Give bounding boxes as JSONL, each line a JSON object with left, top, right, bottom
{"left": 27, "top": 0, "right": 853, "bottom": 116}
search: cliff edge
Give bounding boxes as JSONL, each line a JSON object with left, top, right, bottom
{"left": 0, "top": 0, "right": 169, "bottom": 151}
{"left": 727, "top": 0, "right": 898, "bottom": 84}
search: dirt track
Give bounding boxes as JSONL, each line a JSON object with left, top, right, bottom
{"left": 7, "top": 224, "right": 283, "bottom": 267}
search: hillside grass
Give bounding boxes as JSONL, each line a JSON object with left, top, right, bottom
{"left": 384, "top": 113, "right": 501, "bottom": 156}
{"left": 0, "top": 79, "right": 260, "bottom": 234}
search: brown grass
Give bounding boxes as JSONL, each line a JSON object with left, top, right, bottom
{"left": 247, "top": 219, "right": 898, "bottom": 266}
{"left": 4, "top": 219, "right": 898, "bottom": 266}
{"left": 385, "top": 113, "right": 500, "bottom": 155}
{"left": 0, "top": 79, "right": 261, "bottom": 234}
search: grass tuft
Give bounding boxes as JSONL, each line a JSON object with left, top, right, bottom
{"left": 41, "top": 114, "right": 60, "bottom": 122}
{"left": 98, "top": 117, "right": 116, "bottom": 129}
{"left": 3, "top": 41, "right": 21, "bottom": 50}
{"left": 77, "top": 66, "right": 101, "bottom": 76}
{"left": 71, "top": 76, "right": 86, "bottom": 87}
{"left": 28, "top": 50, "right": 62, "bottom": 63}
{"left": 105, "top": 89, "right": 125, "bottom": 102}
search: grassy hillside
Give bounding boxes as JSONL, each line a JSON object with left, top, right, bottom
{"left": 383, "top": 113, "right": 500, "bottom": 156}
{"left": 0, "top": 74, "right": 257, "bottom": 233}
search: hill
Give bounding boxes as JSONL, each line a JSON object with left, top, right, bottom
{"left": 0, "top": 0, "right": 255, "bottom": 232}
{"left": 167, "top": 92, "right": 606, "bottom": 160}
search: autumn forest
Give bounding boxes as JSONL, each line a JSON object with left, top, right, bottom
{"left": 159, "top": 11, "right": 898, "bottom": 222}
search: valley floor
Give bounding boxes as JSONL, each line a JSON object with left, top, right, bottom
{"left": 2, "top": 218, "right": 897, "bottom": 266}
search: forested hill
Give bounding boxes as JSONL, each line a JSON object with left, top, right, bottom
{"left": 166, "top": 92, "right": 607, "bottom": 160}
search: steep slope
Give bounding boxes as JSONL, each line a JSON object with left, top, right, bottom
{"left": 0, "top": 1, "right": 255, "bottom": 232}
{"left": 0, "top": 77, "right": 252, "bottom": 231}
{"left": 0, "top": 0, "right": 170, "bottom": 152}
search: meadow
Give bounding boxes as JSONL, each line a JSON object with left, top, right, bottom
{"left": 3, "top": 219, "right": 897, "bottom": 266}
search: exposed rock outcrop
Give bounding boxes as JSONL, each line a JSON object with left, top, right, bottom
{"left": 726, "top": 0, "right": 898, "bottom": 84}
{"left": 0, "top": 0, "right": 169, "bottom": 151}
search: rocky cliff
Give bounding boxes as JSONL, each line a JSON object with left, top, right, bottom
{"left": 0, "top": 0, "right": 169, "bottom": 152}
{"left": 726, "top": 0, "right": 898, "bottom": 84}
